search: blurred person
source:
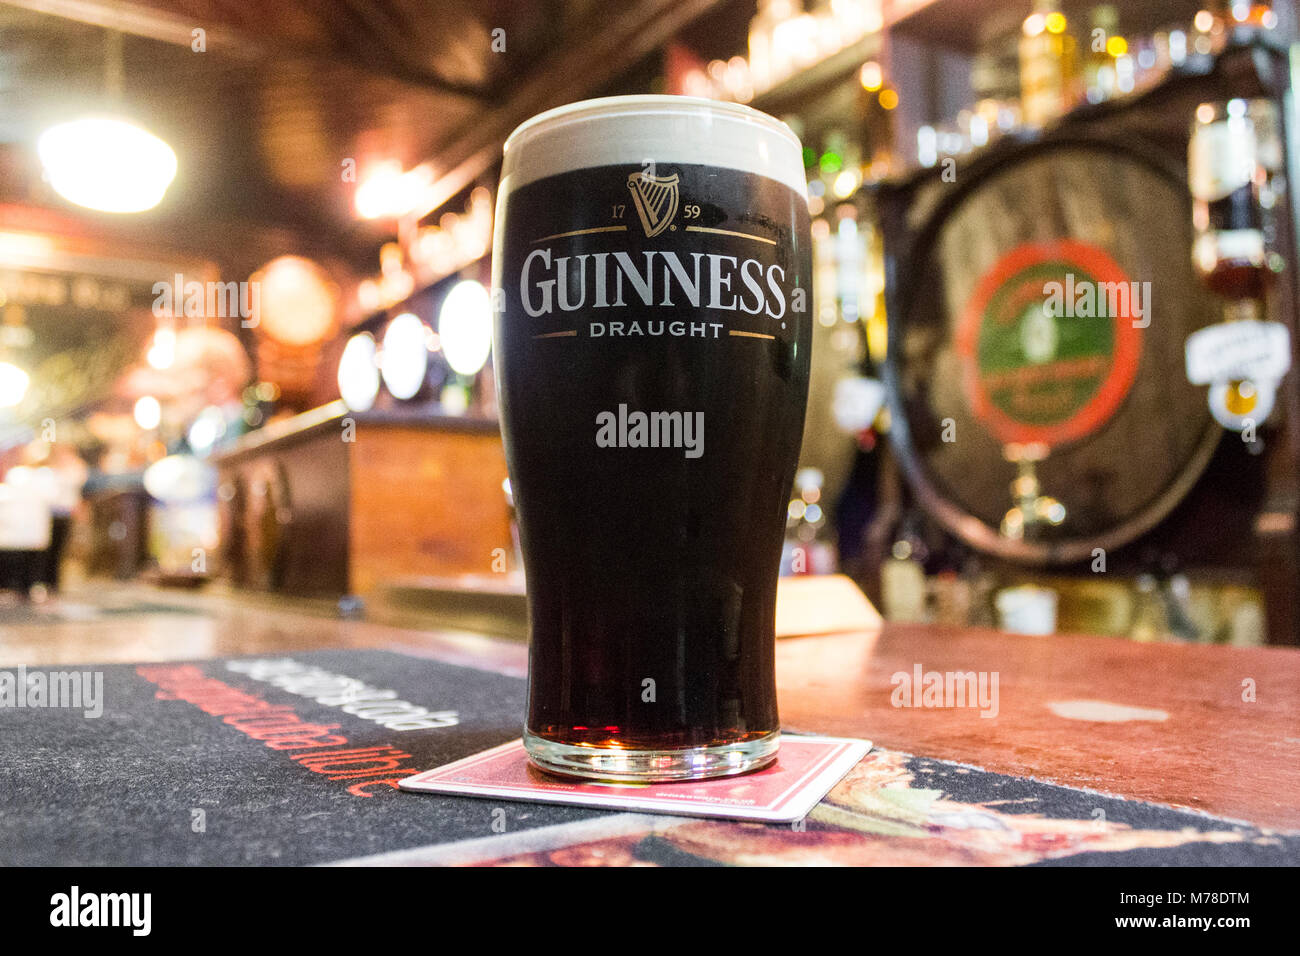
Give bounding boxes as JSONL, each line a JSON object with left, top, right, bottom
{"left": 0, "top": 463, "right": 53, "bottom": 600}
{"left": 37, "top": 443, "right": 88, "bottom": 593}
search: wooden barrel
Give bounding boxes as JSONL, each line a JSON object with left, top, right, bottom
{"left": 880, "top": 135, "right": 1223, "bottom": 565}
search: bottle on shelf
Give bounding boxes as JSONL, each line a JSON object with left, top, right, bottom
{"left": 782, "top": 468, "right": 838, "bottom": 576}
{"left": 1212, "top": 0, "right": 1277, "bottom": 32}
{"left": 880, "top": 510, "right": 930, "bottom": 622}
{"left": 1083, "top": 5, "right": 1120, "bottom": 104}
{"left": 1188, "top": 98, "right": 1281, "bottom": 310}
{"left": 1019, "top": 0, "right": 1078, "bottom": 127}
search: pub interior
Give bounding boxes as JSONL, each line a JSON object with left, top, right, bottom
{"left": 1, "top": 0, "right": 1298, "bottom": 877}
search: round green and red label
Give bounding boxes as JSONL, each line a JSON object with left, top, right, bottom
{"left": 955, "top": 239, "right": 1143, "bottom": 448}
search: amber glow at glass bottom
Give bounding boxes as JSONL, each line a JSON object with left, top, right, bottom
{"left": 524, "top": 727, "right": 780, "bottom": 782}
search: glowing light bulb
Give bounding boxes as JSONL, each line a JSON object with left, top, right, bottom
{"left": 147, "top": 326, "right": 176, "bottom": 369}
{"left": 134, "top": 395, "right": 162, "bottom": 430}
{"left": 859, "top": 61, "right": 883, "bottom": 91}
{"left": 38, "top": 118, "right": 177, "bottom": 213}
{"left": 832, "top": 169, "right": 860, "bottom": 199}
{"left": 380, "top": 312, "right": 429, "bottom": 400}
{"left": 439, "top": 280, "right": 492, "bottom": 376}
{"left": 0, "top": 362, "right": 29, "bottom": 407}
{"left": 338, "top": 333, "right": 380, "bottom": 412}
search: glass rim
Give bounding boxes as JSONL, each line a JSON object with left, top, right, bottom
{"left": 503, "top": 94, "right": 801, "bottom": 155}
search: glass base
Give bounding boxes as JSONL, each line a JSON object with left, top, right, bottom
{"left": 524, "top": 730, "right": 780, "bottom": 782}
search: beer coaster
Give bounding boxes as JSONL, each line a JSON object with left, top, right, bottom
{"left": 399, "top": 735, "right": 871, "bottom": 823}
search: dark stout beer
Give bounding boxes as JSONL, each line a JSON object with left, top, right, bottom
{"left": 492, "top": 96, "right": 812, "bottom": 780}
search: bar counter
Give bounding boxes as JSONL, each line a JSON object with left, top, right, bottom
{"left": 212, "top": 401, "right": 510, "bottom": 596}
{"left": 3, "top": 582, "right": 1296, "bottom": 866}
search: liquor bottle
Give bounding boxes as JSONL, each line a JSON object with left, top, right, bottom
{"left": 1188, "top": 99, "right": 1279, "bottom": 309}
{"left": 1127, "top": 573, "right": 1171, "bottom": 642}
{"left": 1187, "top": 98, "right": 1285, "bottom": 430}
{"left": 880, "top": 509, "right": 930, "bottom": 622}
{"left": 1212, "top": 0, "right": 1276, "bottom": 30}
{"left": 782, "top": 468, "right": 837, "bottom": 575}
{"left": 748, "top": 0, "right": 799, "bottom": 93}
{"left": 1019, "top": 0, "right": 1078, "bottom": 126}
{"left": 1083, "top": 5, "right": 1119, "bottom": 104}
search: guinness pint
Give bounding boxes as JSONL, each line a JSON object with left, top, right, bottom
{"left": 492, "top": 96, "right": 812, "bottom": 781}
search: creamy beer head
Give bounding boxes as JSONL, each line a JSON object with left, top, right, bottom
{"left": 500, "top": 95, "right": 807, "bottom": 199}
{"left": 492, "top": 96, "right": 812, "bottom": 782}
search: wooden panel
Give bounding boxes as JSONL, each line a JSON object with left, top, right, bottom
{"left": 220, "top": 427, "right": 351, "bottom": 596}
{"left": 85, "top": 489, "right": 151, "bottom": 579}
{"left": 348, "top": 424, "right": 511, "bottom": 593}
{"left": 271, "top": 432, "right": 351, "bottom": 595}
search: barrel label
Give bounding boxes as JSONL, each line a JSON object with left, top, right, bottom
{"left": 956, "top": 239, "right": 1143, "bottom": 447}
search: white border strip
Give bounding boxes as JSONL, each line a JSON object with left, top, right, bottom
{"left": 326, "top": 812, "right": 687, "bottom": 867}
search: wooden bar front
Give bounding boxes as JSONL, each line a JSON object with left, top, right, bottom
{"left": 214, "top": 401, "right": 511, "bottom": 597}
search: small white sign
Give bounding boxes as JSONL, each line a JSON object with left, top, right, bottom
{"left": 1185, "top": 319, "right": 1291, "bottom": 384}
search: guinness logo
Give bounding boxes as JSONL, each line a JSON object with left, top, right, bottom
{"left": 627, "top": 171, "right": 680, "bottom": 238}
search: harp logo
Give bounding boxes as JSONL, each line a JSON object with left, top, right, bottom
{"left": 627, "top": 171, "right": 680, "bottom": 238}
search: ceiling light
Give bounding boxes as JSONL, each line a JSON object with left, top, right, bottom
{"left": 38, "top": 117, "right": 177, "bottom": 213}
{"left": 255, "top": 256, "right": 338, "bottom": 346}
{"left": 355, "top": 162, "right": 434, "bottom": 220}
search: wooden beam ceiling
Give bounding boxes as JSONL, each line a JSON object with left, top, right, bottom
{"left": 0, "top": 0, "right": 734, "bottom": 246}
{"left": 409, "top": 0, "right": 728, "bottom": 219}
{"left": 0, "top": 0, "right": 497, "bottom": 98}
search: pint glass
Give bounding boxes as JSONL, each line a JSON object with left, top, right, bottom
{"left": 491, "top": 95, "right": 812, "bottom": 780}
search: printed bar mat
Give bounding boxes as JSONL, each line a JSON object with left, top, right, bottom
{"left": 1, "top": 649, "right": 1296, "bottom": 866}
